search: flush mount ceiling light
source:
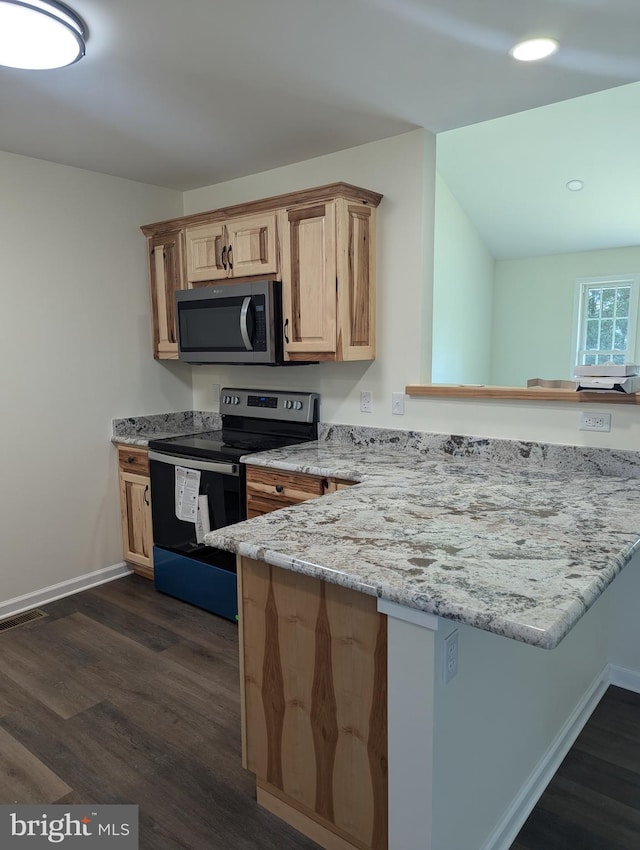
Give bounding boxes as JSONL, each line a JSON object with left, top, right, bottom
{"left": 0, "top": 0, "right": 86, "bottom": 70}
{"left": 566, "top": 179, "right": 584, "bottom": 191}
{"left": 509, "top": 37, "right": 559, "bottom": 62}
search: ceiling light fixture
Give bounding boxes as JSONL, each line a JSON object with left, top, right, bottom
{"left": 509, "top": 37, "right": 559, "bottom": 62}
{"left": 0, "top": 0, "right": 86, "bottom": 70}
{"left": 566, "top": 179, "right": 584, "bottom": 192}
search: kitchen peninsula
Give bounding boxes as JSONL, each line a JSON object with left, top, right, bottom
{"left": 205, "top": 428, "right": 640, "bottom": 850}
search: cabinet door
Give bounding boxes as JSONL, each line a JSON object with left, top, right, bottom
{"left": 239, "top": 557, "right": 388, "bottom": 850}
{"left": 185, "top": 222, "right": 229, "bottom": 282}
{"left": 281, "top": 202, "right": 337, "bottom": 355}
{"left": 226, "top": 212, "right": 278, "bottom": 278}
{"left": 336, "top": 199, "right": 376, "bottom": 360}
{"left": 149, "top": 232, "right": 185, "bottom": 360}
{"left": 119, "top": 471, "right": 154, "bottom": 578}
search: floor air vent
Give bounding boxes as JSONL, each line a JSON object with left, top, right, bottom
{"left": 0, "top": 609, "right": 48, "bottom": 633}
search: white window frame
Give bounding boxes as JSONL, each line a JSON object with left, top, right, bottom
{"left": 571, "top": 273, "right": 640, "bottom": 372}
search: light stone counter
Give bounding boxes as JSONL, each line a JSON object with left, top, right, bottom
{"left": 205, "top": 433, "right": 640, "bottom": 649}
{"left": 111, "top": 410, "right": 221, "bottom": 446}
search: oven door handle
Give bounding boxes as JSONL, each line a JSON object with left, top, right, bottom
{"left": 148, "top": 451, "right": 239, "bottom": 476}
{"left": 239, "top": 296, "right": 253, "bottom": 351}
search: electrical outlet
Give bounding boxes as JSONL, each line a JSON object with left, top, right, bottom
{"left": 444, "top": 631, "right": 459, "bottom": 683}
{"left": 579, "top": 411, "right": 611, "bottom": 432}
{"left": 392, "top": 392, "right": 405, "bottom": 415}
{"left": 443, "top": 630, "right": 459, "bottom": 683}
{"left": 360, "top": 391, "right": 373, "bottom": 414}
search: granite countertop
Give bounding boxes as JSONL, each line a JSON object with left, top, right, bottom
{"left": 111, "top": 411, "right": 221, "bottom": 446}
{"left": 205, "top": 438, "right": 640, "bottom": 649}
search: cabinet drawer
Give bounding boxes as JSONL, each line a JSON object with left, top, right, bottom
{"left": 245, "top": 467, "right": 326, "bottom": 508}
{"left": 117, "top": 445, "right": 150, "bottom": 476}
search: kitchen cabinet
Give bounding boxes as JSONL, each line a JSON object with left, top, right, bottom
{"left": 280, "top": 197, "right": 377, "bottom": 361}
{"left": 141, "top": 183, "right": 382, "bottom": 363}
{"left": 116, "top": 445, "right": 153, "bottom": 579}
{"left": 147, "top": 230, "right": 186, "bottom": 360}
{"left": 185, "top": 212, "right": 278, "bottom": 283}
{"left": 238, "top": 555, "right": 387, "bottom": 850}
{"left": 245, "top": 466, "right": 354, "bottom": 518}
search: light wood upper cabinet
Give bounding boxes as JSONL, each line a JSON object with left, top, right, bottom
{"left": 142, "top": 183, "right": 382, "bottom": 363}
{"left": 184, "top": 221, "right": 227, "bottom": 281}
{"left": 185, "top": 212, "right": 278, "bottom": 283}
{"left": 226, "top": 213, "right": 278, "bottom": 278}
{"left": 116, "top": 446, "right": 154, "bottom": 579}
{"left": 148, "top": 231, "right": 185, "bottom": 360}
{"left": 280, "top": 197, "right": 376, "bottom": 361}
{"left": 280, "top": 203, "right": 337, "bottom": 355}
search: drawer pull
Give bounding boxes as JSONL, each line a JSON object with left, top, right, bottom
{"left": 275, "top": 484, "right": 284, "bottom": 493}
{"left": 127, "top": 456, "right": 136, "bottom": 464}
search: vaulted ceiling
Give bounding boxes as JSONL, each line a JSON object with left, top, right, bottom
{"left": 1, "top": 0, "right": 639, "bottom": 191}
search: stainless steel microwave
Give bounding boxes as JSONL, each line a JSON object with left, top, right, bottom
{"left": 176, "top": 280, "right": 283, "bottom": 364}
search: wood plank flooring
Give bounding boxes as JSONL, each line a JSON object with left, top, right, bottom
{"left": 0, "top": 575, "right": 320, "bottom": 849}
{"left": 511, "top": 686, "right": 640, "bottom": 850}
{"left": 0, "top": 575, "right": 638, "bottom": 849}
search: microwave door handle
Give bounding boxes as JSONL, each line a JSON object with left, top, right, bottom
{"left": 240, "top": 296, "right": 253, "bottom": 351}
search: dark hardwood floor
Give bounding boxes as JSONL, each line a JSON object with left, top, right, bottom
{"left": 511, "top": 686, "right": 640, "bottom": 850}
{"left": 0, "top": 575, "right": 320, "bottom": 849}
{"left": 0, "top": 575, "right": 638, "bottom": 850}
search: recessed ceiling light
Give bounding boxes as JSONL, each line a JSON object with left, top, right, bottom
{"left": 0, "top": 0, "right": 86, "bottom": 70}
{"left": 509, "top": 37, "right": 559, "bottom": 62}
{"left": 566, "top": 180, "right": 584, "bottom": 192}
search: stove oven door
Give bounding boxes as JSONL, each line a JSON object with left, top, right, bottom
{"left": 148, "top": 451, "right": 244, "bottom": 619}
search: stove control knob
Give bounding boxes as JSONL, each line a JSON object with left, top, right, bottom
{"left": 293, "top": 401, "right": 303, "bottom": 411}
{"left": 284, "top": 400, "right": 293, "bottom": 410}
{"left": 232, "top": 396, "right": 240, "bottom": 405}
{"left": 223, "top": 395, "right": 230, "bottom": 404}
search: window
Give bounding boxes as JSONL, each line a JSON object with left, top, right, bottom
{"left": 574, "top": 274, "right": 640, "bottom": 367}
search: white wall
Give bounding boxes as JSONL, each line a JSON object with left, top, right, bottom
{"left": 0, "top": 151, "right": 190, "bottom": 603}
{"left": 432, "top": 172, "right": 494, "bottom": 384}
{"left": 184, "top": 130, "right": 434, "bottom": 427}
{"left": 608, "top": 552, "right": 640, "bottom": 674}
{"left": 431, "top": 593, "right": 610, "bottom": 850}
{"left": 184, "top": 132, "right": 640, "bottom": 451}
{"left": 492, "top": 246, "right": 640, "bottom": 386}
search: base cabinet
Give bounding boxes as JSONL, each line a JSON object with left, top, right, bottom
{"left": 245, "top": 466, "right": 354, "bottom": 518}
{"left": 116, "top": 445, "right": 154, "bottom": 579}
{"left": 238, "top": 556, "right": 388, "bottom": 850}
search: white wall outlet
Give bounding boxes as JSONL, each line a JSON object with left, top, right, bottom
{"left": 579, "top": 411, "right": 611, "bottom": 432}
{"left": 392, "top": 392, "right": 406, "bottom": 415}
{"left": 360, "top": 390, "right": 373, "bottom": 413}
{"left": 443, "top": 630, "right": 459, "bottom": 683}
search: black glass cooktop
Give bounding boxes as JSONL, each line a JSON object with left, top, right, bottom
{"left": 148, "top": 429, "right": 307, "bottom": 462}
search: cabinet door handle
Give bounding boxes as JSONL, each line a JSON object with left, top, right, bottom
{"left": 221, "top": 245, "right": 227, "bottom": 270}
{"left": 143, "top": 485, "right": 150, "bottom": 506}
{"left": 275, "top": 484, "right": 284, "bottom": 493}
{"left": 228, "top": 245, "right": 233, "bottom": 270}
{"left": 283, "top": 318, "right": 290, "bottom": 344}
{"left": 127, "top": 456, "right": 136, "bottom": 464}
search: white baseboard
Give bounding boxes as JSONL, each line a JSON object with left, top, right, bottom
{"left": 481, "top": 665, "right": 610, "bottom": 850}
{"left": 608, "top": 664, "right": 640, "bottom": 694}
{"left": 0, "top": 562, "right": 133, "bottom": 621}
